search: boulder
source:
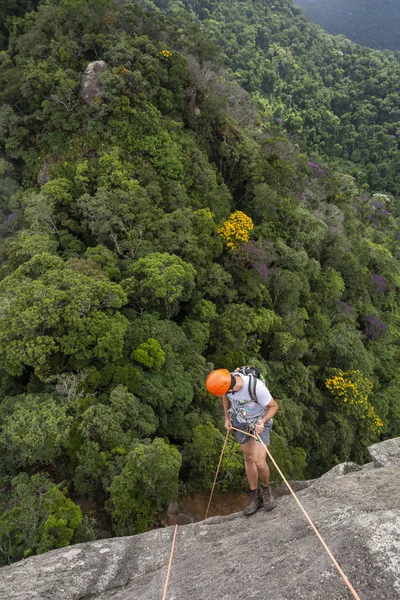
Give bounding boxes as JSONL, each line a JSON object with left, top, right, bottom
{"left": 167, "top": 502, "right": 179, "bottom": 516}
{"left": 36, "top": 156, "right": 60, "bottom": 186}
{"left": 319, "top": 461, "right": 363, "bottom": 478}
{"left": 175, "top": 513, "right": 194, "bottom": 525}
{"left": 37, "top": 161, "right": 51, "bottom": 186}
{"left": 1, "top": 438, "right": 400, "bottom": 599}
{"left": 368, "top": 437, "right": 400, "bottom": 467}
{"left": 79, "top": 60, "right": 107, "bottom": 104}
{"left": 273, "top": 478, "right": 315, "bottom": 497}
{"left": 167, "top": 513, "right": 194, "bottom": 526}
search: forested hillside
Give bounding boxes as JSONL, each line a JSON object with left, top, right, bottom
{"left": 294, "top": 0, "right": 400, "bottom": 51}
{"left": 158, "top": 0, "right": 400, "bottom": 195}
{"left": 1, "top": 0, "right": 400, "bottom": 564}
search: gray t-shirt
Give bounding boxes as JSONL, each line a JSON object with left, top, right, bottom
{"left": 227, "top": 373, "right": 272, "bottom": 423}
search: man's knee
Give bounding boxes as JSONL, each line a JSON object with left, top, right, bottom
{"left": 243, "top": 453, "right": 255, "bottom": 465}
{"left": 254, "top": 458, "right": 268, "bottom": 470}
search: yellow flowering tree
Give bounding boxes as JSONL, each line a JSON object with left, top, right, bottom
{"left": 217, "top": 210, "right": 254, "bottom": 250}
{"left": 159, "top": 49, "right": 172, "bottom": 62}
{"left": 325, "top": 369, "right": 383, "bottom": 443}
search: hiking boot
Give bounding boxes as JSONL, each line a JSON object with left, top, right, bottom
{"left": 260, "top": 484, "right": 276, "bottom": 511}
{"left": 243, "top": 490, "right": 260, "bottom": 516}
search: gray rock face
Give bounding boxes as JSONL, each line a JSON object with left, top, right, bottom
{"left": 79, "top": 60, "right": 107, "bottom": 104}
{"left": 1, "top": 439, "right": 400, "bottom": 600}
{"left": 36, "top": 156, "right": 60, "bottom": 186}
{"left": 37, "top": 161, "right": 51, "bottom": 186}
{"left": 319, "top": 461, "right": 363, "bottom": 478}
{"left": 273, "top": 478, "right": 315, "bottom": 497}
{"left": 167, "top": 502, "right": 179, "bottom": 516}
{"left": 368, "top": 437, "right": 400, "bottom": 467}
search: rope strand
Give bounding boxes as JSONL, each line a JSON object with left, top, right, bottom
{"left": 230, "top": 425, "right": 361, "bottom": 600}
{"left": 204, "top": 429, "right": 230, "bottom": 519}
{"left": 161, "top": 524, "right": 178, "bottom": 600}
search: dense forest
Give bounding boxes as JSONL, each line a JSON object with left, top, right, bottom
{"left": 294, "top": 0, "right": 400, "bottom": 51}
{"left": 1, "top": 0, "right": 400, "bottom": 564}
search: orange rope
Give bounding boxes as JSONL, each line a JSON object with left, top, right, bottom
{"left": 161, "top": 524, "right": 178, "bottom": 600}
{"left": 204, "top": 429, "right": 230, "bottom": 519}
{"left": 230, "top": 425, "right": 361, "bottom": 600}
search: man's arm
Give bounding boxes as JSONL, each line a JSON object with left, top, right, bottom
{"left": 260, "top": 397, "right": 278, "bottom": 424}
{"left": 254, "top": 397, "right": 278, "bottom": 434}
{"left": 222, "top": 394, "right": 232, "bottom": 429}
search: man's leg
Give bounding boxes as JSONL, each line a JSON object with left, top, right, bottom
{"left": 240, "top": 439, "right": 258, "bottom": 489}
{"left": 253, "top": 441, "right": 270, "bottom": 486}
{"left": 240, "top": 439, "right": 261, "bottom": 516}
{"left": 253, "top": 440, "right": 276, "bottom": 511}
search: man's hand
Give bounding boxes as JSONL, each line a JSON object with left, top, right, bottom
{"left": 224, "top": 416, "right": 233, "bottom": 430}
{"left": 255, "top": 420, "right": 264, "bottom": 435}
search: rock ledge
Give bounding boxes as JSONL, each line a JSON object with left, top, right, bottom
{"left": 1, "top": 438, "right": 400, "bottom": 600}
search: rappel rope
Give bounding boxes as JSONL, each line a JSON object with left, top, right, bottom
{"left": 162, "top": 426, "right": 361, "bottom": 600}
{"left": 204, "top": 429, "right": 230, "bottom": 519}
{"left": 231, "top": 426, "right": 361, "bottom": 600}
{"left": 161, "top": 524, "right": 178, "bottom": 600}
{"left": 162, "top": 432, "right": 229, "bottom": 599}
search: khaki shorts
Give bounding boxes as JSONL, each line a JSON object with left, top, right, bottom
{"left": 232, "top": 418, "right": 273, "bottom": 445}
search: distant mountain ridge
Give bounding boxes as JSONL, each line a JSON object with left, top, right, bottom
{"left": 295, "top": 0, "right": 400, "bottom": 50}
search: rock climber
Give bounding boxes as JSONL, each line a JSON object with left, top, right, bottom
{"left": 206, "top": 368, "right": 279, "bottom": 516}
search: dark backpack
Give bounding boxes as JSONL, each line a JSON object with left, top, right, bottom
{"left": 234, "top": 366, "right": 265, "bottom": 403}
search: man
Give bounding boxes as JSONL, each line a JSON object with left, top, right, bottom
{"left": 206, "top": 368, "right": 279, "bottom": 516}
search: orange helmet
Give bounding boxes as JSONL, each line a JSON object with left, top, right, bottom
{"left": 206, "top": 369, "right": 233, "bottom": 396}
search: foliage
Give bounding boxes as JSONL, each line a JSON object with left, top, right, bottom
{"left": 166, "top": 0, "right": 400, "bottom": 196}
{"left": 183, "top": 423, "right": 245, "bottom": 491}
{"left": 132, "top": 338, "right": 166, "bottom": 369}
{"left": 108, "top": 438, "right": 182, "bottom": 534}
{"left": 0, "top": 394, "right": 72, "bottom": 469}
{"left": 0, "top": 253, "right": 128, "bottom": 379}
{"left": 296, "top": 0, "right": 400, "bottom": 51}
{"left": 217, "top": 210, "right": 254, "bottom": 250}
{"left": 0, "top": 0, "right": 400, "bottom": 559}
{"left": 0, "top": 473, "right": 85, "bottom": 566}
{"left": 124, "top": 252, "right": 196, "bottom": 318}
{"left": 325, "top": 368, "right": 383, "bottom": 443}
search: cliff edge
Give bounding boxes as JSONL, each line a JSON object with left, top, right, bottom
{"left": 1, "top": 438, "right": 400, "bottom": 600}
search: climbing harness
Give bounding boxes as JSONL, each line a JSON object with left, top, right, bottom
{"left": 227, "top": 406, "right": 260, "bottom": 426}
{"left": 162, "top": 426, "right": 362, "bottom": 600}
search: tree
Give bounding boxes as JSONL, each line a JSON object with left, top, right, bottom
{"left": 109, "top": 438, "right": 182, "bottom": 534}
{"left": 0, "top": 394, "right": 72, "bottom": 470}
{"left": 77, "top": 185, "right": 156, "bottom": 258}
{"left": 0, "top": 473, "right": 85, "bottom": 566}
{"left": 73, "top": 385, "right": 158, "bottom": 496}
{"left": 0, "top": 253, "right": 128, "bottom": 379}
{"left": 183, "top": 423, "right": 245, "bottom": 491}
{"left": 209, "top": 304, "right": 281, "bottom": 367}
{"left": 218, "top": 210, "right": 254, "bottom": 250}
{"left": 124, "top": 252, "right": 196, "bottom": 318}
{"left": 132, "top": 338, "right": 166, "bottom": 369}
{"left": 23, "top": 178, "right": 73, "bottom": 235}
{"left": 325, "top": 368, "right": 383, "bottom": 449}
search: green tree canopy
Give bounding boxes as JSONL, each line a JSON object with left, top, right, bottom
{"left": 124, "top": 252, "right": 196, "bottom": 318}
{"left": 0, "top": 253, "right": 128, "bottom": 379}
{"left": 109, "top": 438, "right": 182, "bottom": 534}
{"left": 0, "top": 473, "right": 84, "bottom": 566}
